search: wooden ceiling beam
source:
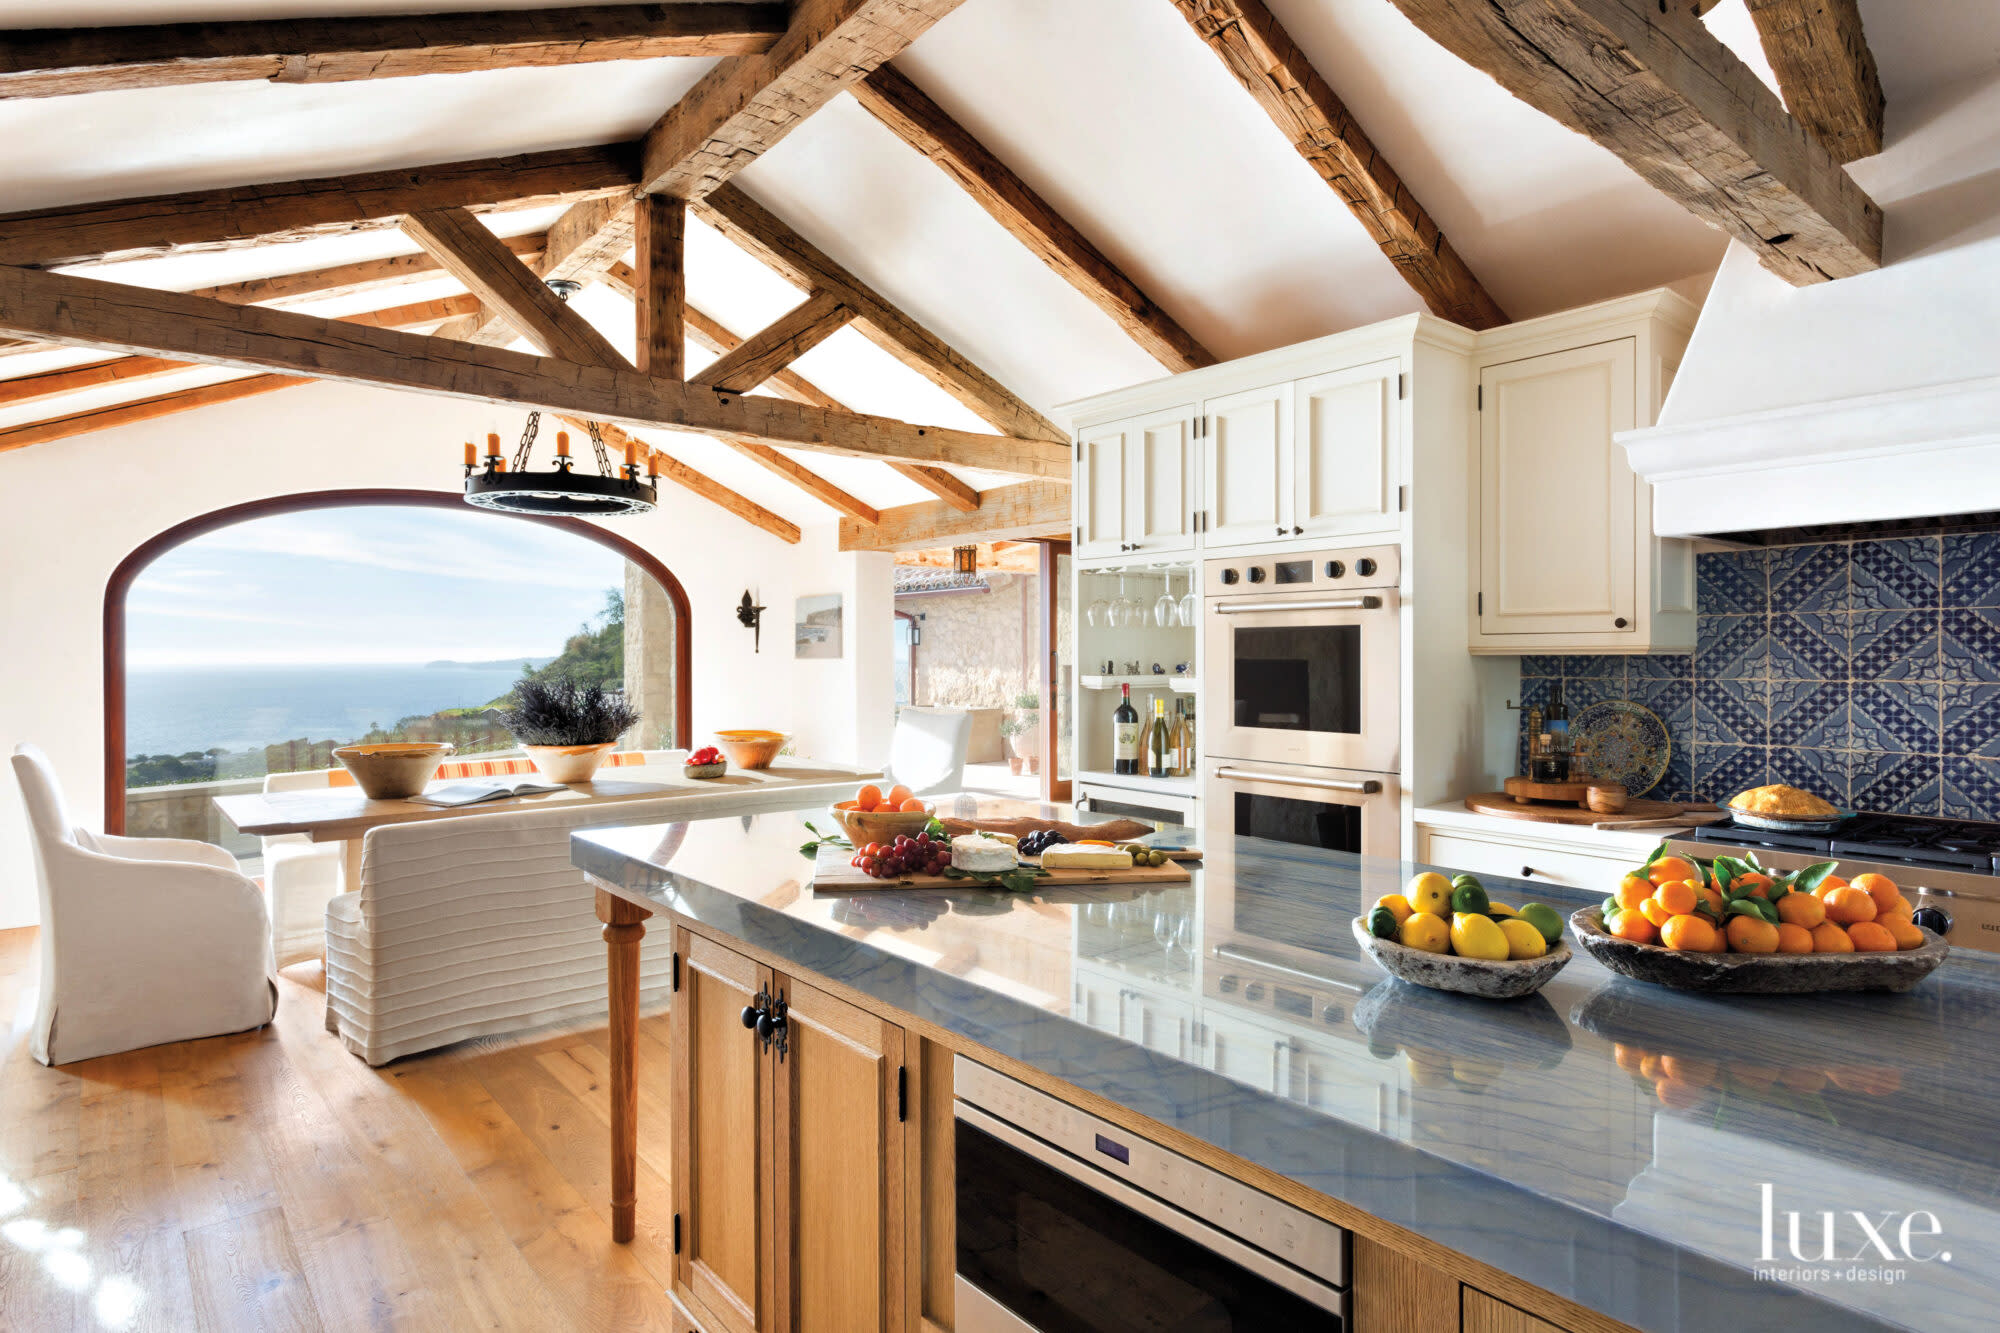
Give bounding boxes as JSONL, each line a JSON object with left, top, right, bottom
{"left": 452, "top": 195, "right": 640, "bottom": 348}
{"left": 557, "top": 416, "right": 801, "bottom": 543}
{"left": 840, "top": 480, "right": 1069, "bottom": 551}
{"left": 0, "top": 143, "right": 633, "bottom": 269}
{"left": 1385, "top": 0, "right": 1880, "bottom": 284}
{"left": 401, "top": 206, "right": 629, "bottom": 366}
{"left": 631, "top": 196, "right": 686, "bottom": 378}
{"left": 604, "top": 260, "right": 982, "bottom": 513}
{"left": 689, "top": 291, "right": 854, "bottom": 394}
{"left": 0, "top": 374, "right": 307, "bottom": 454}
{"left": 0, "top": 264, "right": 1070, "bottom": 478}
{"left": 1171, "top": 0, "right": 1507, "bottom": 329}
{"left": 695, "top": 184, "right": 1065, "bottom": 444}
{"left": 637, "top": 0, "right": 964, "bottom": 201}
{"left": 852, "top": 65, "right": 1217, "bottom": 371}
{"left": 0, "top": 5, "right": 788, "bottom": 99}
{"left": 1742, "top": 0, "right": 1883, "bottom": 164}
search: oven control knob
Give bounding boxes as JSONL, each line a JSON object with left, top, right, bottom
{"left": 1912, "top": 906, "right": 1951, "bottom": 936}
{"left": 1247, "top": 567, "right": 1266, "bottom": 583}
{"left": 1324, "top": 560, "right": 1345, "bottom": 579}
{"left": 1243, "top": 982, "right": 1265, "bottom": 1001}
{"left": 1355, "top": 557, "right": 1378, "bottom": 577}
{"left": 1220, "top": 568, "right": 1239, "bottom": 585}
{"left": 1218, "top": 976, "right": 1239, "bottom": 994}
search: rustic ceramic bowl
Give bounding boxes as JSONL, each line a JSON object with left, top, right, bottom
{"left": 1351, "top": 917, "right": 1572, "bottom": 999}
{"left": 829, "top": 801, "right": 933, "bottom": 846}
{"left": 1569, "top": 907, "right": 1948, "bottom": 993}
{"left": 714, "top": 729, "right": 787, "bottom": 770}
{"left": 524, "top": 742, "right": 614, "bottom": 784}
{"left": 333, "top": 742, "right": 454, "bottom": 800}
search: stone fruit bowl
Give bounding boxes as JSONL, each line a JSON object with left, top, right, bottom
{"left": 1569, "top": 907, "right": 1949, "bottom": 993}
{"left": 333, "top": 741, "right": 453, "bottom": 800}
{"left": 683, "top": 760, "right": 727, "bottom": 779}
{"left": 829, "top": 800, "right": 934, "bottom": 846}
{"left": 1351, "top": 917, "right": 1572, "bottom": 1000}
{"left": 713, "top": 729, "right": 787, "bottom": 770}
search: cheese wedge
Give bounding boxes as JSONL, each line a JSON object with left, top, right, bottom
{"left": 1039, "top": 845, "right": 1133, "bottom": 870}
{"left": 951, "top": 834, "right": 1017, "bottom": 873}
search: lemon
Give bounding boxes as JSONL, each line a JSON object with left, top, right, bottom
{"left": 1498, "top": 917, "right": 1549, "bottom": 959}
{"left": 1399, "top": 910, "right": 1451, "bottom": 954}
{"left": 1407, "top": 872, "right": 1452, "bottom": 918}
{"left": 1450, "top": 911, "right": 1510, "bottom": 961}
{"left": 1486, "top": 902, "right": 1517, "bottom": 918}
{"left": 1374, "top": 893, "right": 1415, "bottom": 925}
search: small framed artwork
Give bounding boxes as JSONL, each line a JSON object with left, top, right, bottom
{"left": 795, "top": 593, "right": 843, "bottom": 659}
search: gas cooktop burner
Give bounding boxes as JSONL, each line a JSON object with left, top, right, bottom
{"left": 1692, "top": 813, "right": 2000, "bottom": 873}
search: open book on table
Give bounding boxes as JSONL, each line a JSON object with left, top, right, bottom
{"left": 406, "top": 778, "right": 567, "bottom": 808}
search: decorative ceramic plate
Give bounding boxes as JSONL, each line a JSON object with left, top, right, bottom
{"left": 1572, "top": 699, "right": 1671, "bottom": 797}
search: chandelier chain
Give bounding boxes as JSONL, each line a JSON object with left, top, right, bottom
{"left": 588, "top": 421, "right": 614, "bottom": 477}
{"left": 512, "top": 411, "right": 541, "bottom": 471}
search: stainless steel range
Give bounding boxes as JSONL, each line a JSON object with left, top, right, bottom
{"left": 1669, "top": 813, "right": 2000, "bottom": 953}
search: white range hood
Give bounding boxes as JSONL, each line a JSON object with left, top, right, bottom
{"left": 1618, "top": 71, "right": 2000, "bottom": 537}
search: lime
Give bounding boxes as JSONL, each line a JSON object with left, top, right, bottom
{"left": 1407, "top": 872, "right": 1452, "bottom": 917}
{"left": 1368, "top": 905, "right": 1401, "bottom": 939}
{"left": 1498, "top": 917, "right": 1549, "bottom": 959}
{"left": 1518, "top": 902, "right": 1565, "bottom": 944}
{"left": 1399, "top": 910, "right": 1451, "bottom": 954}
{"left": 1450, "top": 911, "right": 1511, "bottom": 961}
{"left": 1451, "top": 879, "right": 1491, "bottom": 916}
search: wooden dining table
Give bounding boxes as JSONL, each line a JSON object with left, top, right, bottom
{"left": 214, "top": 758, "right": 880, "bottom": 894}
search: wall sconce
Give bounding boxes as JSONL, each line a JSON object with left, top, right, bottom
{"left": 736, "top": 590, "right": 766, "bottom": 652}
{"left": 953, "top": 545, "right": 978, "bottom": 575}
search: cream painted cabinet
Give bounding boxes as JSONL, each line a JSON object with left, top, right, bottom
{"left": 1291, "top": 358, "right": 1401, "bottom": 541}
{"left": 671, "top": 929, "right": 912, "bottom": 1333}
{"left": 1075, "top": 406, "right": 1197, "bottom": 560}
{"left": 1201, "top": 382, "right": 1290, "bottom": 549}
{"left": 1075, "top": 421, "right": 1130, "bottom": 561}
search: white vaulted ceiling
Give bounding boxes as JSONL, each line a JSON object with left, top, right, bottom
{"left": 2, "top": 0, "right": 1995, "bottom": 526}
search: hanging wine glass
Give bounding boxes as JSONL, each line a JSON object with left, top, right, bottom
{"left": 1086, "top": 596, "right": 1109, "bottom": 629}
{"left": 1178, "top": 567, "right": 1199, "bottom": 628}
{"left": 1154, "top": 569, "right": 1177, "bottom": 628}
{"left": 1112, "top": 572, "right": 1135, "bottom": 628}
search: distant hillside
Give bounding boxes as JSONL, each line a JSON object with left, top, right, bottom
{"left": 425, "top": 656, "right": 554, "bottom": 671}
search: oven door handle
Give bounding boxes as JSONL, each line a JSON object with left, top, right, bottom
{"left": 1211, "top": 942, "right": 1366, "bottom": 995}
{"left": 953, "top": 1101, "right": 1347, "bottom": 1315}
{"left": 1213, "top": 595, "right": 1382, "bottom": 614}
{"left": 1214, "top": 765, "right": 1382, "bottom": 795}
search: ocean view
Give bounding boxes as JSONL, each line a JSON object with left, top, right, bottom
{"left": 126, "top": 661, "right": 540, "bottom": 757}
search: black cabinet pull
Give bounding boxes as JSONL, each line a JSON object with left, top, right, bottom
{"left": 1614, "top": 617, "right": 1630, "bottom": 629}
{"left": 741, "top": 986, "right": 771, "bottom": 1035}
{"left": 1292, "top": 525, "right": 1304, "bottom": 535}
{"left": 1522, "top": 866, "right": 1536, "bottom": 878}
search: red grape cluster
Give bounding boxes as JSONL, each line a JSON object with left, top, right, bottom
{"left": 850, "top": 833, "right": 949, "bottom": 880}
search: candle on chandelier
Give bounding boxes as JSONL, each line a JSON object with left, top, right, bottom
{"left": 485, "top": 432, "right": 501, "bottom": 462}
{"left": 463, "top": 441, "right": 476, "bottom": 467}
{"left": 623, "top": 438, "right": 638, "bottom": 470}
{"left": 555, "top": 431, "right": 570, "bottom": 458}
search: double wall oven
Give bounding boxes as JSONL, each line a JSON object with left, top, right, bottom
{"left": 1202, "top": 544, "right": 1400, "bottom": 859}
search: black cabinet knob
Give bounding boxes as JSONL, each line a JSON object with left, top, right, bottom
{"left": 1356, "top": 558, "right": 1377, "bottom": 577}
{"left": 1276, "top": 526, "right": 1286, "bottom": 536}
{"left": 1522, "top": 865, "right": 1536, "bottom": 878}
{"left": 1247, "top": 567, "right": 1266, "bottom": 583}
{"left": 1615, "top": 617, "right": 1630, "bottom": 629}
{"left": 740, "top": 1004, "right": 762, "bottom": 1030}
{"left": 1292, "top": 526, "right": 1304, "bottom": 535}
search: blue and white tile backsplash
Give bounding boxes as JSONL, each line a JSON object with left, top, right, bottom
{"left": 1519, "top": 535, "right": 2000, "bottom": 820}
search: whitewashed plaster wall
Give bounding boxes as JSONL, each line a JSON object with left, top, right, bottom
{"left": 0, "top": 379, "right": 891, "bottom": 929}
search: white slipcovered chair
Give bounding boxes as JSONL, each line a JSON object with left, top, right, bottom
{"left": 886, "top": 706, "right": 973, "bottom": 796}
{"left": 261, "top": 768, "right": 346, "bottom": 968}
{"left": 10, "top": 744, "right": 277, "bottom": 1066}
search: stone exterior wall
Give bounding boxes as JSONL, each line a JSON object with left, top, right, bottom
{"left": 624, "top": 562, "right": 682, "bottom": 750}
{"left": 125, "top": 777, "right": 262, "bottom": 859}
{"left": 897, "top": 571, "right": 1037, "bottom": 710}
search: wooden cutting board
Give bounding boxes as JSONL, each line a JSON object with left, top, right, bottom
{"left": 811, "top": 844, "right": 1191, "bottom": 892}
{"left": 1464, "top": 792, "right": 1704, "bottom": 826}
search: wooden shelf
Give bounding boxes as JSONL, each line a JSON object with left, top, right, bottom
{"left": 1080, "top": 675, "right": 1196, "bottom": 693}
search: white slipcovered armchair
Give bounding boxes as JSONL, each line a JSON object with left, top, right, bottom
{"left": 11, "top": 744, "right": 277, "bottom": 1066}
{"left": 261, "top": 768, "right": 346, "bottom": 967}
{"left": 887, "top": 706, "right": 973, "bottom": 796}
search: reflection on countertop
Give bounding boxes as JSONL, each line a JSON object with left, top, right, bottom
{"left": 574, "top": 794, "right": 2000, "bottom": 1333}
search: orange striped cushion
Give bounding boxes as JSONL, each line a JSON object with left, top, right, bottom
{"left": 323, "top": 751, "right": 644, "bottom": 787}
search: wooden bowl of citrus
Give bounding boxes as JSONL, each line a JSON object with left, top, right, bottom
{"left": 829, "top": 782, "right": 933, "bottom": 845}
{"left": 1572, "top": 854, "right": 1949, "bottom": 994}
{"left": 1354, "top": 871, "right": 1572, "bottom": 1000}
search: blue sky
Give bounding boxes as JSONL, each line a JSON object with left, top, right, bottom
{"left": 128, "top": 506, "right": 628, "bottom": 667}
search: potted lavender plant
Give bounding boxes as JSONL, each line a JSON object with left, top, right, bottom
{"left": 496, "top": 675, "right": 640, "bottom": 784}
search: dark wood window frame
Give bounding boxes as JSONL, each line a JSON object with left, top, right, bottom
{"left": 103, "top": 487, "right": 693, "bottom": 833}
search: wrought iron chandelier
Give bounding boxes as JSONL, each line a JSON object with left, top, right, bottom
{"left": 463, "top": 413, "right": 659, "bottom": 516}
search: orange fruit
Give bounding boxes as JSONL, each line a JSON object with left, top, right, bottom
{"left": 1882, "top": 915, "right": 1926, "bottom": 950}
{"left": 1694, "top": 886, "right": 1725, "bottom": 916}
{"left": 1648, "top": 856, "right": 1701, "bottom": 888}
{"left": 1611, "top": 910, "right": 1659, "bottom": 945}
{"left": 1640, "top": 896, "right": 1675, "bottom": 927}
{"left": 1656, "top": 881, "right": 1697, "bottom": 915}
{"left": 1776, "top": 891, "right": 1825, "bottom": 928}
{"left": 1728, "top": 1062, "right": 1781, "bottom": 1092}
{"left": 1775, "top": 922, "right": 1815, "bottom": 954}
{"left": 1702, "top": 927, "right": 1730, "bottom": 953}
{"left": 1614, "top": 1043, "right": 1646, "bottom": 1074}
{"left": 1777, "top": 1067, "right": 1828, "bottom": 1094}
{"left": 1732, "top": 871, "right": 1776, "bottom": 899}
{"left": 1616, "top": 875, "right": 1654, "bottom": 911}
{"left": 1879, "top": 894, "right": 1914, "bottom": 919}
{"left": 1846, "top": 920, "right": 1897, "bottom": 953}
{"left": 1810, "top": 921, "right": 1854, "bottom": 954}
{"left": 1660, "top": 1055, "right": 1717, "bottom": 1088}
{"left": 1655, "top": 1078, "right": 1705, "bottom": 1109}
{"left": 897, "top": 795, "right": 927, "bottom": 812}
{"left": 1851, "top": 872, "right": 1902, "bottom": 914}
{"left": 1638, "top": 1052, "right": 1666, "bottom": 1082}
{"left": 1661, "top": 914, "right": 1717, "bottom": 953}
{"left": 886, "top": 783, "right": 914, "bottom": 807}
{"left": 1726, "top": 915, "right": 1781, "bottom": 954}
{"left": 1824, "top": 887, "right": 1877, "bottom": 925}
{"left": 855, "top": 784, "right": 883, "bottom": 809}
{"left": 1813, "top": 874, "right": 1850, "bottom": 900}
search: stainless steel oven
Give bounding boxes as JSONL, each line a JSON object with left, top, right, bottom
{"left": 1203, "top": 544, "right": 1399, "bottom": 774}
{"left": 953, "top": 1057, "right": 1350, "bottom": 1332}
{"left": 1203, "top": 760, "right": 1400, "bottom": 860}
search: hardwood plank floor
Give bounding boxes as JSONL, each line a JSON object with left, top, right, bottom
{"left": 0, "top": 926, "right": 679, "bottom": 1332}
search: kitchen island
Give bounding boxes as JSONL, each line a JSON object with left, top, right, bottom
{"left": 573, "top": 796, "right": 1995, "bottom": 1333}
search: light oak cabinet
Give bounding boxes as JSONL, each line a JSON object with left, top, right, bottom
{"left": 671, "top": 929, "right": 911, "bottom": 1333}
{"left": 1469, "top": 291, "right": 1698, "bottom": 654}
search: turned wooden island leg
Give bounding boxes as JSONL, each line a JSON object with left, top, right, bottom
{"left": 596, "top": 887, "right": 653, "bottom": 1243}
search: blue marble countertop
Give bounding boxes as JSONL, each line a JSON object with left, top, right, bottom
{"left": 573, "top": 796, "right": 1998, "bottom": 1333}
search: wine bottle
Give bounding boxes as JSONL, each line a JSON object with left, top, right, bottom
{"left": 1147, "top": 697, "right": 1170, "bottom": 777}
{"left": 1180, "top": 701, "right": 1196, "bottom": 776}
{"left": 1113, "top": 683, "right": 1140, "bottom": 775}
{"left": 1168, "top": 702, "right": 1188, "bottom": 777}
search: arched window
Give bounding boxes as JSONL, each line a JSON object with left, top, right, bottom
{"left": 104, "top": 490, "right": 690, "bottom": 855}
